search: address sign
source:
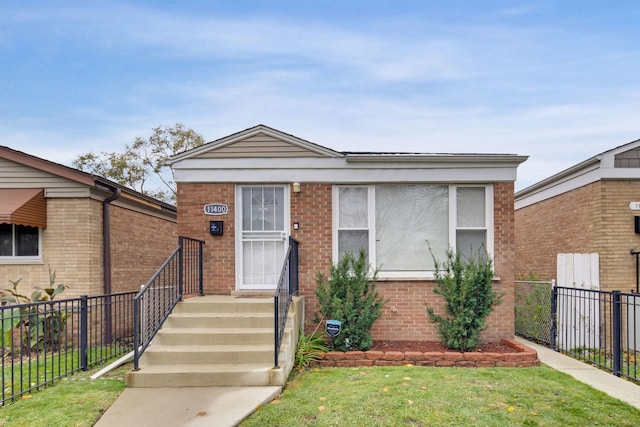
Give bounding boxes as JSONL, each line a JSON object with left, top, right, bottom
{"left": 204, "top": 203, "right": 228, "bottom": 215}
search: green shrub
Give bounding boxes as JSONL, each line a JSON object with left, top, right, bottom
{"left": 426, "top": 249, "right": 501, "bottom": 351}
{"left": 314, "top": 249, "right": 387, "bottom": 351}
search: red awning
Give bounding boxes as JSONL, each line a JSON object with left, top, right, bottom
{"left": 0, "top": 188, "right": 46, "bottom": 228}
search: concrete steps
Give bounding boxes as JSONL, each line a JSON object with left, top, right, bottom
{"left": 125, "top": 295, "right": 303, "bottom": 388}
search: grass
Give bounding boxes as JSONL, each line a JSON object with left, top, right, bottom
{"left": 0, "top": 363, "right": 638, "bottom": 426}
{"left": 0, "top": 363, "right": 129, "bottom": 427}
{"left": 241, "top": 365, "right": 640, "bottom": 427}
{"left": 2, "top": 346, "right": 131, "bottom": 402}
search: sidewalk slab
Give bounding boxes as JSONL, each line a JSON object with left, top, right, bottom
{"left": 94, "top": 386, "right": 281, "bottom": 427}
{"left": 516, "top": 338, "right": 640, "bottom": 410}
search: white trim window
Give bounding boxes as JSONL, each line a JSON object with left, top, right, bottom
{"left": 333, "top": 184, "right": 493, "bottom": 279}
{"left": 0, "top": 223, "right": 42, "bottom": 262}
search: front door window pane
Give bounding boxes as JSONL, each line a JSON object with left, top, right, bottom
{"left": 376, "top": 185, "right": 448, "bottom": 271}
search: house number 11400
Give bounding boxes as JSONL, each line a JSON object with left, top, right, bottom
{"left": 204, "top": 204, "right": 228, "bottom": 215}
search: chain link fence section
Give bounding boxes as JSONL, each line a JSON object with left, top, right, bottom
{"left": 515, "top": 281, "right": 554, "bottom": 345}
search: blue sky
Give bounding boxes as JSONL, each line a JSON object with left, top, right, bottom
{"left": 2, "top": 1, "right": 639, "bottom": 190}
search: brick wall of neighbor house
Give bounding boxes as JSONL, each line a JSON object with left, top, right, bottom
{"left": 176, "top": 181, "right": 516, "bottom": 342}
{"left": 0, "top": 198, "right": 103, "bottom": 299}
{"left": 176, "top": 183, "right": 236, "bottom": 294}
{"left": 515, "top": 182, "right": 598, "bottom": 281}
{"left": 109, "top": 204, "right": 177, "bottom": 293}
{"left": 594, "top": 180, "right": 640, "bottom": 292}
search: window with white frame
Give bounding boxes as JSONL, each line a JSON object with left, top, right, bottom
{"left": 0, "top": 223, "right": 41, "bottom": 260}
{"left": 334, "top": 184, "right": 492, "bottom": 277}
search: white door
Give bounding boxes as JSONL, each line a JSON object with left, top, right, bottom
{"left": 236, "top": 185, "right": 289, "bottom": 290}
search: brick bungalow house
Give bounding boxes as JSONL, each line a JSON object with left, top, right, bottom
{"left": 0, "top": 145, "right": 177, "bottom": 298}
{"left": 515, "top": 138, "right": 640, "bottom": 292}
{"left": 169, "top": 125, "right": 528, "bottom": 342}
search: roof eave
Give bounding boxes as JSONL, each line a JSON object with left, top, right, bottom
{"left": 515, "top": 155, "right": 601, "bottom": 199}
{"left": 345, "top": 153, "right": 529, "bottom": 165}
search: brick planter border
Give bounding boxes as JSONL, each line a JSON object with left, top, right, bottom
{"left": 312, "top": 338, "right": 539, "bottom": 368}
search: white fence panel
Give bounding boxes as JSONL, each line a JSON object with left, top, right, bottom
{"left": 556, "top": 253, "right": 600, "bottom": 350}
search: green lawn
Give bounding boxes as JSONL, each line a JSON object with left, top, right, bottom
{"left": 1, "top": 363, "right": 639, "bottom": 426}
{"left": 0, "top": 363, "right": 128, "bottom": 427}
{"left": 242, "top": 365, "right": 640, "bottom": 427}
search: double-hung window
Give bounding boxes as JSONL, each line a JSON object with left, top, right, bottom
{"left": 334, "top": 184, "right": 492, "bottom": 278}
{"left": 0, "top": 223, "right": 41, "bottom": 261}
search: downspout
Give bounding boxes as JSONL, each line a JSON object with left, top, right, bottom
{"left": 102, "top": 187, "right": 122, "bottom": 295}
{"left": 100, "top": 184, "right": 121, "bottom": 346}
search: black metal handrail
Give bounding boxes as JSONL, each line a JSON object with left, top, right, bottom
{"left": 274, "top": 237, "right": 299, "bottom": 368}
{"left": 133, "top": 236, "right": 204, "bottom": 370}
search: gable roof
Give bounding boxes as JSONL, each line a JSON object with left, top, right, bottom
{"left": 515, "top": 137, "right": 640, "bottom": 209}
{"left": 169, "top": 124, "right": 343, "bottom": 163}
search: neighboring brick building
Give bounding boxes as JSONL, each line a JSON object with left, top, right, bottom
{"left": 0, "top": 146, "right": 177, "bottom": 298}
{"left": 170, "top": 125, "right": 527, "bottom": 342}
{"left": 515, "top": 138, "right": 640, "bottom": 292}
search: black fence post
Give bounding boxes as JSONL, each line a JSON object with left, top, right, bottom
{"left": 550, "top": 286, "right": 558, "bottom": 350}
{"left": 178, "top": 236, "right": 184, "bottom": 300}
{"left": 133, "top": 295, "right": 140, "bottom": 371}
{"left": 80, "top": 295, "right": 88, "bottom": 371}
{"left": 199, "top": 239, "right": 204, "bottom": 296}
{"left": 612, "top": 290, "right": 622, "bottom": 377}
{"left": 274, "top": 294, "right": 280, "bottom": 368}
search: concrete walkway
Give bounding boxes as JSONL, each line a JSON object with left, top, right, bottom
{"left": 94, "top": 386, "right": 281, "bottom": 427}
{"left": 95, "top": 339, "right": 640, "bottom": 427}
{"left": 516, "top": 337, "right": 640, "bottom": 410}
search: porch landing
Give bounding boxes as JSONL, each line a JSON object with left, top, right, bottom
{"left": 125, "top": 294, "right": 303, "bottom": 388}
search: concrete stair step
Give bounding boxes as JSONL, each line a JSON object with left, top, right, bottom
{"left": 140, "top": 344, "right": 280, "bottom": 364}
{"left": 175, "top": 297, "right": 274, "bottom": 314}
{"left": 153, "top": 327, "right": 287, "bottom": 346}
{"left": 126, "top": 295, "right": 303, "bottom": 388}
{"left": 163, "top": 312, "right": 273, "bottom": 329}
{"left": 126, "top": 363, "right": 285, "bottom": 387}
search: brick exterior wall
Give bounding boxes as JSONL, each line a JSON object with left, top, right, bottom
{"left": 176, "top": 183, "right": 237, "bottom": 294}
{"left": 515, "top": 180, "right": 640, "bottom": 292}
{"left": 0, "top": 197, "right": 178, "bottom": 300}
{"left": 177, "top": 181, "right": 516, "bottom": 342}
{"left": 596, "top": 180, "right": 640, "bottom": 292}
{"left": 110, "top": 204, "right": 178, "bottom": 293}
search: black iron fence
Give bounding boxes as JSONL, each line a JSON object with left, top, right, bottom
{"left": 515, "top": 281, "right": 640, "bottom": 383}
{"left": 274, "top": 237, "right": 299, "bottom": 368}
{"left": 133, "top": 236, "right": 204, "bottom": 370}
{"left": 0, "top": 291, "right": 136, "bottom": 405}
